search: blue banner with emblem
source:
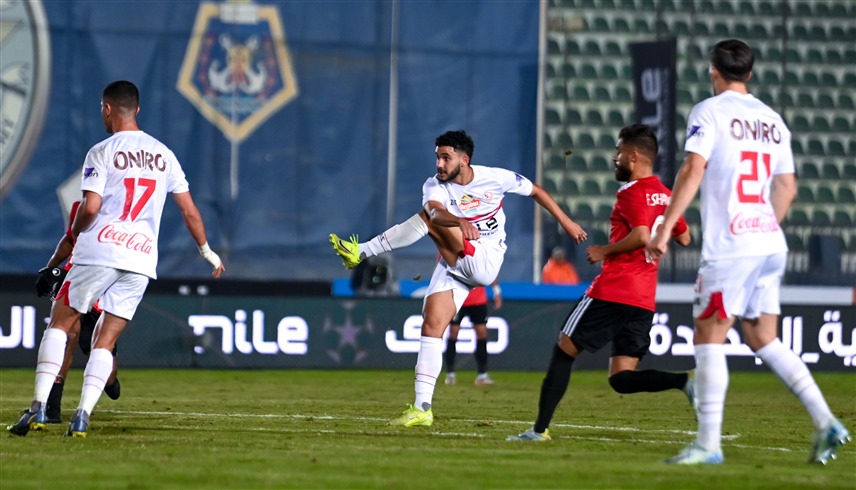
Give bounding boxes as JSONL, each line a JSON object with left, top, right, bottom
{"left": 0, "top": 0, "right": 539, "bottom": 283}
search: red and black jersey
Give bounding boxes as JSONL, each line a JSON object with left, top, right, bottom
{"left": 462, "top": 286, "right": 488, "bottom": 307}
{"left": 587, "top": 176, "right": 688, "bottom": 311}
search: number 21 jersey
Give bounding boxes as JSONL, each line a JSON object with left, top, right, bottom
{"left": 684, "top": 90, "right": 793, "bottom": 260}
{"left": 72, "top": 130, "right": 190, "bottom": 279}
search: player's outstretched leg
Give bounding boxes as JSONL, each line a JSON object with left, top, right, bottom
{"left": 329, "top": 233, "right": 362, "bottom": 269}
{"left": 809, "top": 418, "right": 851, "bottom": 465}
{"left": 7, "top": 402, "right": 48, "bottom": 436}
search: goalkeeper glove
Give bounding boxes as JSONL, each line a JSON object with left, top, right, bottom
{"left": 36, "top": 267, "right": 64, "bottom": 297}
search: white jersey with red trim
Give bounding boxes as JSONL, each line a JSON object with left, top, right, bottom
{"left": 72, "top": 130, "right": 190, "bottom": 279}
{"left": 684, "top": 90, "right": 793, "bottom": 260}
{"left": 422, "top": 165, "right": 534, "bottom": 244}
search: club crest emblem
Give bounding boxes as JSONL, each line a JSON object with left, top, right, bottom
{"left": 177, "top": 1, "right": 298, "bottom": 143}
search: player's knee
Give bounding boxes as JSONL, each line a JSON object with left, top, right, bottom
{"left": 608, "top": 371, "right": 635, "bottom": 394}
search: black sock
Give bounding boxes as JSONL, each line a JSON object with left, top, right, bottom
{"left": 534, "top": 344, "right": 576, "bottom": 433}
{"left": 608, "top": 370, "right": 688, "bottom": 394}
{"left": 445, "top": 337, "right": 457, "bottom": 373}
{"left": 46, "top": 379, "right": 64, "bottom": 417}
{"left": 475, "top": 338, "right": 488, "bottom": 374}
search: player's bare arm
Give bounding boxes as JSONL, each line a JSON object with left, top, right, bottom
{"left": 173, "top": 191, "right": 225, "bottom": 278}
{"left": 672, "top": 227, "right": 692, "bottom": 247}
{"left": 646, "top": 152, "right": 705, "bottom": 259}
{"left": 423, "top": 200, "right": 479, "bottom": 240}
{"left": 70, "top": 191, "right": 102, "bottom": 239}
{"left": 45, "top": 235, "right": 74, "bottom": 268}
{"left": 587, "top": 226, "right": 649, "bottom": 264}
{"left": 529, "top": 183, "right": 587, "bottom": 243}
{"left": 770, "top": 172, "right": 796, "bottom": 224}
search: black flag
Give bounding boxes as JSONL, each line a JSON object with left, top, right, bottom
{"left": 630, "top": 39, "right": 678, "bottom": 188}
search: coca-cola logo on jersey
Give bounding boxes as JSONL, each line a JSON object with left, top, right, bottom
{"left": 97, "top": 225, "right": 153, "bottom": 254}
{"left": 729, "top": 212, "right": 780, "bottom": 235}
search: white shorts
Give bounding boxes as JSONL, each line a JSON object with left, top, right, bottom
{"left": 693, "top": 252, "right": 786, "bottom": 320}
{"left": 57, "top": 264, "right": 150, "bottom": 320}
{"left": 423, "top": 239, "right": 505, "bottom": 312}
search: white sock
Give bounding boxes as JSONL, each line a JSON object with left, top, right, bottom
{"left": 755, "top": 339, "right": 833, "bottom": 429}
{"left": 361, "top": 214, "right": 428, "bottom": 258}
{"left": 78, "top": 348, "right": 114, "bottom": 415}
{"left": 694, "top": 343, "right": 729, "bottom": 452}
{"left": 414, "top": 336, "right": 444, "bottom": 411}
{"left": 34, "top": 329, "right": 68, "bottom": 404}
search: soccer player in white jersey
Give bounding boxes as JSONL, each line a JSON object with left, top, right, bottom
{"left": 646, "top": 40, "right": 850, "bottom": 465}
{"left": 7, "top": 80, "right": 225, "bottom": 438}
{"left": 330, "top": 130, "right": 587, "bottom": 426}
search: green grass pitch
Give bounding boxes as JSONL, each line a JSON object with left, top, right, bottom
{"left": 1, "top": 369, "right": 853, "bottom": 489}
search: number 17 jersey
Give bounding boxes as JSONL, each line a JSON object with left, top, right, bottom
{"left": 684, "top": 90, "right": 793, "bottom": 260}
{"left": 72, "top": 130, "right": 190, "bottom": 279}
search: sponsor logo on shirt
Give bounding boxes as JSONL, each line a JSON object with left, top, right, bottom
{"left": 97, "top": 224, "right": 154, "bottom": 254}
{"left": 729, "top": 212, "right": 780, "bottom": 235}
{"left": 83, "top": 167, "right": 97, "bottom": 179}
{"left": 687, "top": 124, "right": 703, "bottom": 138}
{"left": 458, "top": 194, "right": 481, "bottom": 212}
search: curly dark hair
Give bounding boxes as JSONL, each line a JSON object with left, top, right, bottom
{"left": 618, "top": 124, "right": 658, "bottom": 160}
{"left": 435, "top": 130, "right": 474, "bottom": 159}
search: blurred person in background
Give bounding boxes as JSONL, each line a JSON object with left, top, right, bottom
{"left": 541, "top": 246, "right": 580, "bottom": 285}
{"left": 444, "top": 280, "right": 503, "bottom": 386}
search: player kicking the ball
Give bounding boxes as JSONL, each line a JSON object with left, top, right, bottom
{"left": 331, "top": 129, "right": 587, "bottom": 427}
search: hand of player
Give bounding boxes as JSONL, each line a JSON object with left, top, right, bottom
{"left": 459, "top": 219, "right": 480, "bottom": 241}
{"left": 199, "top": 243, "right": 226, "bottom": 278}
{"left": 565, "top": 220, "right": 587, "bottom": 244}
{"left": 645, "top": 232, "right": 670, "bottom": 262}
{"left": 586, "top": 245, "right": 606, "bottom": 264}
{"left": 35, "top": 267, "right": 63, "bottom": 297}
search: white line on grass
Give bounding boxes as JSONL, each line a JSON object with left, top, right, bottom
{"left": 100, "top": 409, "right": 786, "bottom": 451}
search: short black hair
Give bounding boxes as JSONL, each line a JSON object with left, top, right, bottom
{"left": 618, "top": 124, "right": 658, "bottom": 160}
{"left": 710, "top": 39, "right": 753, "bottom": 83}
{"left": 435, "top": 130, "right": 474, "bottom": 159}
{"left": 102, "top": 80, "right": 139, "bottom": 111}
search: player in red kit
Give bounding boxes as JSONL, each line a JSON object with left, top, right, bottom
{"left": 444, "top": 280, "right": 502, "bottom": 386}
{"left": 508, "top": 124, "right": 693, "bottom": 442}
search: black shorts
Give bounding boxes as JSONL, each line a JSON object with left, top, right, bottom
{"left": 452, "top": 303, "right": 488, "bottom": 325}
{"left": 78, "top": 310, "right": 117, "bottom": 357}
{"left": 561, "top": 295, "right": 653, "bottom": 358}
